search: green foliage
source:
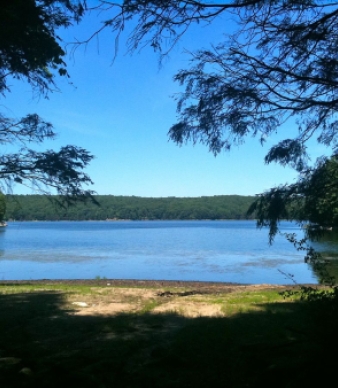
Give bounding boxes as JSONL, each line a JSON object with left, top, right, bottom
{"left": 300, "top": 157, "right": 338, "bottom": 228}
{"left": 5, "top": 194, "right": 256, "bottom": 221}
{"left": 0, "top": 0, "right": 85, "bottom": 95}
{"left": 0, "top": 192, "right": 5, "bottom": 221}
{"left": 247, "top": 155, "right": 338, "bottom": 241}
{"left": 283, "top": 284, "right": 338, "bottom": 304}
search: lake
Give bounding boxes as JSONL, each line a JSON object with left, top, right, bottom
{"left": 0, "top": 220, "right": 328, "bottom": 284}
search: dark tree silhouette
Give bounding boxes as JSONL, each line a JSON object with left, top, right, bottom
{"left": 0, "top": 0, "right": 94, "bottom": 201}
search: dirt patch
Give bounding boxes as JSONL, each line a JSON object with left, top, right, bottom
{"left": 63, "top": 283, "right": 292, "bottom": 317}
{"left": 0, "top": 279, "right": 305, "bottom": 319}
{"left": 153, "top": 302, "right": 224, "bottom": 318}
{"left": 67, "top": 287, "right": 158, "bottom": 316}
{"left": 106, "top": 287, "right": 156, "bottom": 300}
{"left": 72, "top": 302, "right": 140, "bottom": 316}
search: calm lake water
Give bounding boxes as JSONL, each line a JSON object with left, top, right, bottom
{"left": 0, "top": 220, "right": 326, "bottom": 284}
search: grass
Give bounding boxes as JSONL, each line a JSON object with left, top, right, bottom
{"left": 0, "top": 281, "right": 336, "bottom": 387}
{"left": 139, "top": 299, "right": 162, "bottom": 313}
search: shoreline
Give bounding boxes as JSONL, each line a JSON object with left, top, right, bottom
{"left": 0, "top": 278, "right": 318, "bottom": 291}
{"left": 6, "top": 219, "right": 254, "bottom": 222}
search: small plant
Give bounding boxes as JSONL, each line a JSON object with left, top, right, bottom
{"left": 140, "top": 299, "right": 160, "bottom": 313}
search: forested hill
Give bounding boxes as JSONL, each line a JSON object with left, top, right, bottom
{"left": 5, "top": 195, "right": 256, "bottom": 221}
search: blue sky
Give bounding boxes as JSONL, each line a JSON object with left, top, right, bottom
{"left": 3, "top": 9, "right": 323, "bottom": 197}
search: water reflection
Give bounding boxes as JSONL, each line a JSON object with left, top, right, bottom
{"left": 0, "top": 227, "right": 5, "bottom": 258}
{"left": 310, "top": 229, "right": 338, "bottom": 283}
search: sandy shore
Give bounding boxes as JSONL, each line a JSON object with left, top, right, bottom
{"left": 0, "top": 278, "right": 311, "bottom": 292}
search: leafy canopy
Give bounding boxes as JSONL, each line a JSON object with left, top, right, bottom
{"left": 0, "top": 0, "right": 85, "bottom": 95}
{"left": 248, "top": 155, "right": 338, "bottom": 241}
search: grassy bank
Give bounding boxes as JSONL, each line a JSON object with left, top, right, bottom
{"left": 0, "top": 281, "right": 336, "bottom": 387}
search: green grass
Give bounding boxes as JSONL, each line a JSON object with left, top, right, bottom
{"left": 139, "top": 299, "right": 162, "bottom": 313}
{"left": 0, "top": 282, "right": 336, "bottom": 388}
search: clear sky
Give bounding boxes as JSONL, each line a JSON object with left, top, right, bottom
{"left": 3, "top": 9, "right": 324, "bottom": 197}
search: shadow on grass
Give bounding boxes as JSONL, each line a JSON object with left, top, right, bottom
{"left": 0, "top": 290, "right": 337, "bottom": 388}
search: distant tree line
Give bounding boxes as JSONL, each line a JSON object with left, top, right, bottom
{"left": 5, "top": 195, "right": 256, "bottom": 221}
